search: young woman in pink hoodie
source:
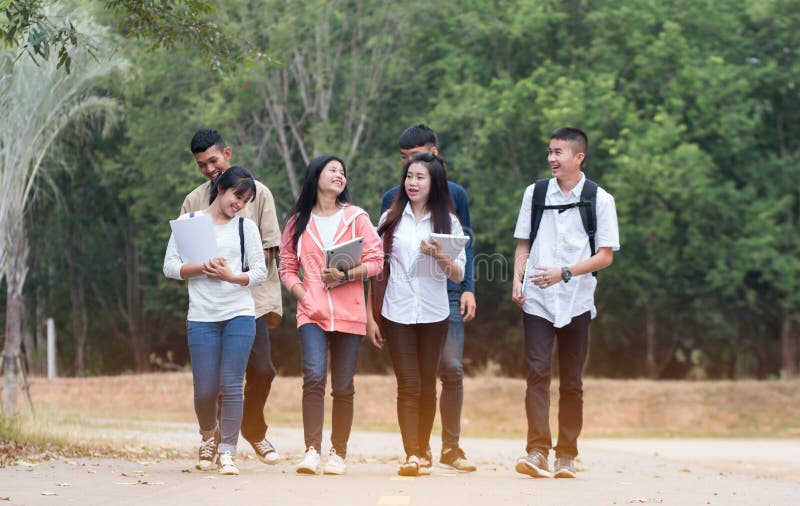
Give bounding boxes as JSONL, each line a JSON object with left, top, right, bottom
{"left": 279, "top": 154, "right": 383, "bottom": 476}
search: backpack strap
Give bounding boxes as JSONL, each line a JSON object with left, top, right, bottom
{"left": 529, "top": 178, "right": 599, "bottom": 277}
{"left": 239, "top": 217, "right": 249, "bottom": 272}
{"left": 529, "top": 179, "right": 550, "bottom": 246}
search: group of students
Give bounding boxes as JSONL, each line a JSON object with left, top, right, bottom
{"left": 163, "top": 124, "right": 619, "bottom": 479}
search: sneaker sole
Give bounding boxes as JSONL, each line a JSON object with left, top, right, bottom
{"left": 219, "top": 467, "right": 240, "bottom": 475}
{"left": 195, "top": 461, "right": 217, "bottom": 471}
{"left": 438, "top": 462, "right": 477, "bottom": 472}
{"left": 296, "top": 466, "right": 321, "bottom": 475}
{"left": 515, "top": 460, "right": 553, "bottom": 478}
{"left": 323, "top": 467, "right": 346, "bottom": 475}
{"left": 257, "top": 453, "right": 281, "bottom": 465}
{"left": 554, "top": 468, "right": 577, "bottom": 479}
{"left": 397, "top": 464, "right": 420, "bottom": 477}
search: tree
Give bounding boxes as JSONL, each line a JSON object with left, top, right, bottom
{"left": 0, "top": 32, "right": 122, "bottom": 413}
{"left": 0, "top": 0, "right": 253, "bottom": 72}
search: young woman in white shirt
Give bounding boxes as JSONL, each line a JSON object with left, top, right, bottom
{"left": 367, "top": 152, "right": 466, "bottom": 476}
{"left": 163, "top": 166, "right": 267, "bottom": 476}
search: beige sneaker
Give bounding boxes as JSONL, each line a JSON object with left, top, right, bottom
{"left": 440, "top": 447, "right": 477, "bottom": 472}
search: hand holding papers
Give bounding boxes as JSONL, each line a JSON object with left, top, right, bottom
{"left": 429, "top": 233, "right": 469, "bottom": 259}
{"left": 169, "top": 214, "right": 218, "bottom": 264}
{"left": 413, "top": 233, "right": 468, "bottom": 277}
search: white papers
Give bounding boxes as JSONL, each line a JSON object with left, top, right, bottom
{"left": 169, "top": 214, "right": 218, "bottom": 264}
{"left": 430, "top": 233, "right": 469, "bottom": 259}
{"left": 410, "top": 233, "right": 468, "bottom": 277}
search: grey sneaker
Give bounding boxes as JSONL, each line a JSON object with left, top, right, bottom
{"left": 515, "top": 450, "right": 552, "bottom": 478}
{"left": 554, "top": 456, "right": 577, "bottom": 478}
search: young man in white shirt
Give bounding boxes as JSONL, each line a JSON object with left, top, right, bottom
{"left": 511, "top": 127, "right": 620, "bottom": 479}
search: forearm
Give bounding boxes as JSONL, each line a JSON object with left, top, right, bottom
{"left": 435, "top": 254, "right": 463, "bottom": 283}
{"left": 568, "top": 247, "right": 613, "bottom": 276}
{"left": 514, "top": 240, "right": 531, "bottom": 281}
{"left": 179, "top": 264, "right": 205, "bottom": 279}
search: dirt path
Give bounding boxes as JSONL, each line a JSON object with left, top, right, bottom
{"left": 2, "top": 421, "right": 798, "bottom": 505}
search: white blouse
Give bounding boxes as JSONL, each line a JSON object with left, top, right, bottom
{"left": 379, "top": 203, "right": 466, "bottom": 324}
{"left": 163, "top": 211, "right": 267, "bottom": 322}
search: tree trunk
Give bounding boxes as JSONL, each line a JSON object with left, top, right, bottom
{"left": 2, "top": 280, "right": 23, "bottom": 414}
{"left": 779, "top": 310, "right": 797, "bottom": 379}
{"left": 645, "top": 303, "right": 658, "bottom": 379}
{"left": 2, "top": 219, "right": 29, "bottom": 415}
{"left": 71, "top": 282, "right": 88, "bottom": 377}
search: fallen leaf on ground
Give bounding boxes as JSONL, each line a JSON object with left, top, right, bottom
{"left": 181, "top": 469, "right": 191, "bottom": 473}
{"left": 40, "top": 491, "right": 57, "bottom": 496}
{"left": 1, "top": 497, "right": 10, "bottom": 501}
{"left": 57, "top": 483, "right": 70, "bottom": 487}
{"left": 629, "top": 499, "right": 663, "bottom": 504}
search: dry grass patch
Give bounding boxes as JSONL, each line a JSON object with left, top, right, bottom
{"left": 8, "top": 373, "right": 800, "bottom": 442}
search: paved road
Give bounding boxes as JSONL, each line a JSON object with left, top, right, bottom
{"left": 2, "top": 422, "right": 798, "bottom": 505}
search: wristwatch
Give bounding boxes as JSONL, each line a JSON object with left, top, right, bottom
{"left": 339, "top": 268, "right": 350, "bottom": 282}
{"left": 561, "top": 266, "right": 573, "bottom": 283}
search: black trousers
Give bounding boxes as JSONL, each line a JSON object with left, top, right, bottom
{"left": 384, "top": 318, "right": 448, "bottom": 458}
{"left": 523, "top": 311, "right": 590, "bottom": 459}
{"left": 240, "top": 314, "right": 277, "bottom": 443}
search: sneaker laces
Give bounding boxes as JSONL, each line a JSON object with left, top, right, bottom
{"left": 253, "top": 439, "right": 275, "bottom": 455}
{"left": 199, "top": 437, "right": 216, "bottom": 460}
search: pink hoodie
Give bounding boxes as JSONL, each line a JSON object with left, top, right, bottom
{"left": 279, "top": 205, "right": 384, "bottom": 335}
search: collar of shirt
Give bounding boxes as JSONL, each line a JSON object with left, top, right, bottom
{"left": 402, "top": 202, "right": 431, "bottom": 223}
{"left": 548, "top": 173, "right": 586, "bottom": 200}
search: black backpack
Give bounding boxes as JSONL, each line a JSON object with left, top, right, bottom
{"left": 189, "top": 213, "right": 249, "bottom": 272}
{"left": 529, "top": 178, "right": 598, "bottom": 276}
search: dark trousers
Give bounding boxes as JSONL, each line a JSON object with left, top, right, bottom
{"left": 240, "top": 315, "right": 277, "bottom": 443}
{"left": 299, "top": 323, "right": 362, "bottom": 457}
{"left": 439, "top": 293, "right": 465, "bottom": 450}
{"left": 523, "top": 311, "right": 590, "bottom": 459}
{"left": 384, "top": 318, "right": 449, "bottom": 458}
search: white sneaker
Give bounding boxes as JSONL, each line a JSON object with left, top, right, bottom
{"left": 218, "top": 451, "right": 239, "bottom": 475}
{"left": 296, "top": 446, "right": 321, "bottom": 474}
{"left": 323, "top": 448, "right": 346, "bottom": 475}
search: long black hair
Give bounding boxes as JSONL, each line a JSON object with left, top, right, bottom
{"left": 378, "top": 152, "right": 455, "bottom": 241}
{"left": 286, "top": 154, "right": 353, "bottom": 249}
{"left": 209, "top": 165, "right": 256, "bottom": 204}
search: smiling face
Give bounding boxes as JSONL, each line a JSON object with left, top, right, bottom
{"left": 317, "top": 159, "right": 347, "bottom": 198}
{"left": 217, "top": 187, "right": 253, "bottom": 219}
{"left": 547, "top": 138, "right": 584, "bottom": 179}
{"left": 193, "top": 144, "right": 232, "bottom": 183}
{"left": 404, "top": 162, "right": 431, "bottom": 207}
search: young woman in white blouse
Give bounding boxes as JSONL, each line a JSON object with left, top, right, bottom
{"left": 163, "top": 166, "right": 267, "bottom": 476}
{"left": 367, "top": 152, "right": 466, "bottom": 476}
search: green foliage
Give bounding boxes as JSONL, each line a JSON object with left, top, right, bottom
{"left": 11, "top": 0, "right": 800, "bottom": 378}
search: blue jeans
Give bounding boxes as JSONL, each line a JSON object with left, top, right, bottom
{"left": 299, "top": 323, "right": 362, "bottom": 457}
{"left": 187, "top": 316, "right": 256, "bottom": 455}
{"left": 523, "top": 311, "right": 590, "bottom": 459}
{"left": 439, "top": 292, "right": 465, "bottom": 450}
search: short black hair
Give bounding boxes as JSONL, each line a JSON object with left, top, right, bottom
{"left": 398, "top": 124, "right": 438, "bottom": 150}
{"left": 190, "top": 128, "right": 226, "bottom": 154}
{"left": 551, "top": 127, "right": 588, "bottom": 157}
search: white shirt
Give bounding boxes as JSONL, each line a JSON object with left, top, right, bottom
{"left": 380, "top": 204, "right": 466, "bottom": 324}
{"left": 312, "top": 208, "right": 344, "bottom": 248}
{"left": 163, "top": 211, "right": 268, "bottom": 322}
{"left": 513, "top": 174, "right": 620, "bottom": 328}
